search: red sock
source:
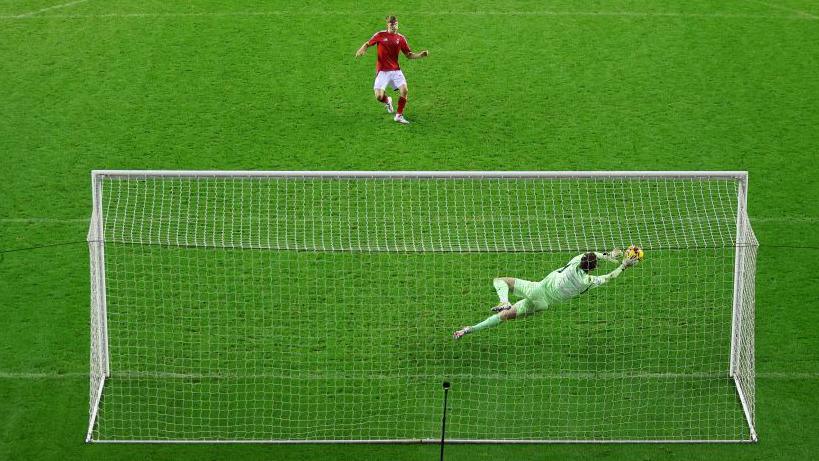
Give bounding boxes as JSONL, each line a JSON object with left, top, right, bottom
{"left": 397, "top": 97, "right": 407, "bottom": 114}
{"left": 376, "top": 94, "right": 387, "bottom": 103}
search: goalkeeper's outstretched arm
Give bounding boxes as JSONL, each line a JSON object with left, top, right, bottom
{"left": 589, "top": 255, "right": 637, "bottom": 287}
{"left": 595, "top": 248, "right": 623, "bottom": 264}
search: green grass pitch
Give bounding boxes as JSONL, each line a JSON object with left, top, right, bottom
{"left": 1, "top": 0, "right": 818, "bottom": 459}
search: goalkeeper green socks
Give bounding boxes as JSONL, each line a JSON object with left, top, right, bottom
{"left": 468, "top": 279, "right": 510, "bottom": 334}
{"left": 493, "top": 278, "right": 509, "bottom": 303}
{"left": 470, "top": 314, "right": 502, "bottom": 333}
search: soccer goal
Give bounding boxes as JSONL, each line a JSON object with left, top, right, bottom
{"left": 86, "top": 171, "right": 757, "bottom": 443}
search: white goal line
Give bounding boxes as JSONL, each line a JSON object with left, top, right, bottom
{"left": 3, "top": 371, "right": 815, "bottom": 380}
{"left": 3, "top": 216, "right": 818, "bottom": 224}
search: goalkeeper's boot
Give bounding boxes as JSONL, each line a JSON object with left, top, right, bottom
{"left": 491, "top": 302, "right": 513, "bottom": 312}
{"left": 453, "top": 326, "right": 471, "bottom": 340}
{"left": 385, "top": 96, "right": 394, "bottom": 114}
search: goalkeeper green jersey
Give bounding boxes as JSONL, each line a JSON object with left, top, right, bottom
{"left": 543, "top": 253, "right": 617, "bottom": 301}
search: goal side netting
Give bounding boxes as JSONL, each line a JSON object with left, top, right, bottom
{"left": 87, "top": 171, "right": 757, "bottom": 443}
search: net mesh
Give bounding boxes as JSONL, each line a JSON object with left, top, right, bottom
{"left": 87, "top": 173, "right": 757, "bottom": 441}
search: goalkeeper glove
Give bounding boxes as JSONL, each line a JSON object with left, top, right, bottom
{"left": 622, "top": 257, "right": 639, "bottom": 268}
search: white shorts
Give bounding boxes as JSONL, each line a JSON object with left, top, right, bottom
{"left": 373, "top": 70, "right": 406, "bottom": 91}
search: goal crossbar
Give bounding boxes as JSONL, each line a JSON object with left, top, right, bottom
{"left": 92, "top": 170, "right": 749, "bottom": 180}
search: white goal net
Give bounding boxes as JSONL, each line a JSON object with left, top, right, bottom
{"left": 86, "top": 171, "right": 757, "bottom": 443}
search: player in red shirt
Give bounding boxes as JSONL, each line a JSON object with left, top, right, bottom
{"left": 355, "top": 16, "right": 428, "bottom": 124}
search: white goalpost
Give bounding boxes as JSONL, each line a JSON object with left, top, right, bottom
{"left": 86, "top": 171, "right": 757, "bottom": 443}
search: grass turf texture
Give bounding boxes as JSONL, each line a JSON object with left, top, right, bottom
{"left": 95, "top": 244, "right": 743, "bottom": 441}
{"left": 1, "top": 0, "right": 818, "bottom": 459}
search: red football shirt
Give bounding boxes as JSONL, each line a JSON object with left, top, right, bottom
{"left": 367, "top": 31, "right": 411, "bottom": 72}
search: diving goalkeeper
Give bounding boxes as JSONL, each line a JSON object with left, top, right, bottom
{"left": 453, "top": 248, "right": 641, "bottom": 339}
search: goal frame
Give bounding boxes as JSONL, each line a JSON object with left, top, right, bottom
{"left": 85, "top": 170, "right": 757, "bottom": 444}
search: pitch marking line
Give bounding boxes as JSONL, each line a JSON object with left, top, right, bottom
{"left": 0, "top": 10, "right": 817, "bottom": 21}
{"left": 2, "top": 216, "right": 817, "bottom": 224}
{"left": 0, "top": 371, "right": 816, "bottom": 380}
{"left": 14, "top": 0, "right": 90, "bottom": 18}
{"left": 0, "top": 218, "right": 89, "bottom": 223}
{"left": 746, "top": 0, "right": 819, "bottom": 19}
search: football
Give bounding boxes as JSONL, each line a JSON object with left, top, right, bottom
{"left": 625, "top": 245, "right": 645, "bottom": 261}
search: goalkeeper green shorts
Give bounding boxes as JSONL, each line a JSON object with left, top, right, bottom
{"left": 511, "top": 278, "right": 553, "bottom": 316}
